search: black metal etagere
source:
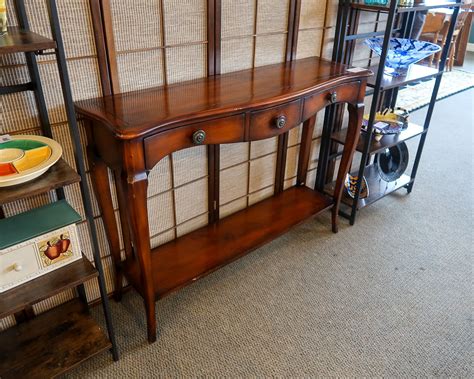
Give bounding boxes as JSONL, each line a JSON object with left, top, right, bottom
{"left": 317, "top": 0, "right": 462, "bottom": 224}
{"left": 0, "top": 0, "right": 118, "bottom": 376}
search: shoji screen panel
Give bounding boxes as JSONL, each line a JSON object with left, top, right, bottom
{"left": 105, "top": 0, "right": 209, "bottom": 248}
{"left": 289, "top": 0, "right": 330, "bottom": 190}
{"left": 219, "top": 0, "right": 291, "bottom": 219}
{"left": 0, "top": 0, "right": 114, "bottom": 331}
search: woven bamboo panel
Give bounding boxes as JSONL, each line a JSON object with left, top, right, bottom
{"left": 176, "top": 213, "right": 209, "bottom": 237}
{"left": 284, "top": 177, "right": 297, "bottom": 190}
{"left": 221, "top": 0, "right": 256, "bottom": 39}
{"left": 285, "top": 145, "right": 300, "bottom": 180}
{"left": 117, "top": 49, "right": 165, "bottom": 92}
{"left": 113, "top": 209, "right": 125, "bottom": 251}
{"left": 255, "top": 33, "right": 287, "bottom": 67}
{"left": 1, "top": 88, "right": 38, "bottom": 133}
{"left": 55, "top": 0, "right": 97, "bottom": 58}
{"left": 172, "top": 146, "right": 207, "bottom": 187}
{"left": 288, "top": 125, "right": 302, "bottom": 146}
{"left": 300, "top": 0, "right": 327, "bottom": 30}
{"left": 0, "top": 50, "right": 26, "bottom": 69}
{"left": 163, "top": 0, "right": 207, "bottom": 45}
{"left": 0, "top": 316, "right": 16, "bottom": 332}
{"left": 321, "top": 27, "right": 335, "bottom": 60}
{"left": 2, "top": 191, "right": 54, "bottom": 217}
{"left": 306, "top": 167, "right": 317, "bottom": 189}
{"left": 308, "top": 138, "right": 322, "bottom": 171}
{"left": 220, "top": 163, "right": 249, "bottom": 205}
{"left": 220, "top": 197, "right": 248, "bottom": 219}
{"left": 110, "top": 0, "right": 163, "bottom": 52}
{"left": 151, "top": 229, "right": 175, "bottom": 249}
{"left": 326, "top": 0, "right": 338, "bottom": 27}
{"left": 249, "top": 153, "right": 277, "bottom": 193}
{"left": 51, "top": 123, "right": 77, "bottom": 169}
{"left": 38, "top": 59, "right": 102, "bottom": 125}
{"left": 1, "top": 66, "right": 43, "bottom": 132}
{"left": 174, "top": 178, "right": 208, "bottom": 225}
{"left": 165, "top": 44, "right": 207, "bottom": 84}
{"left": 248, "top": 185, "right": 274, "bottom": 205}
{"left": 220, "top": 36, "right": 254, "bottom": 74}
{"left": 256, "top": 0, "right": 290, "bottom": 34}
{"left": 32, "top": 289, "right": 75, "bottom": 315}
{"left": 83, "top": 256, "right": 116, "bottom": 301}
{"left": 250, "top": 137, "right": 278, "bottom": 159}
{"left": 147, "top": 156, "right": 173, "bottom": 197}
{"left": 314, "top": 112, "right": 325, "bottom": 138}
{"left": 296, "top": 28, "right": 323, "bottom": 59}
{"left": 76, "top": 218, "right": 112, "bottom": 260}
{"left": 147, "top": 190, "right": 175, "bottom": 237}
{"left": 220, "top": 142, "right": 250, "bottom": 169}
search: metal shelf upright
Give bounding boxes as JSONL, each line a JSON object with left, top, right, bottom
{"left": 0, "top": 0, "right": 119, "bottom": 376}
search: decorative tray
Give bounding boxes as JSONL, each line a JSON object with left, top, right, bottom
{"left": 0, "top": 135, "right": 62, "bottom": 187}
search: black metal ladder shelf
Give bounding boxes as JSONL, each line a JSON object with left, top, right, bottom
{"left": 0, "top": 0, "right": 118, "bottom": 376}
{"left": 317, "top": 0, "right": 462, "bottom": 224}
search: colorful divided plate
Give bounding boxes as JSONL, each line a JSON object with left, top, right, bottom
{"left": 0, "top": 135, "right": 62, "bottom": 187}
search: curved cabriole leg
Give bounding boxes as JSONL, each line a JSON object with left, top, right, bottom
{"left": 121, "top": 142, "right": 157, "bottom": 343}
{"left": 332, "top": 102, "right": 364, "bottom": 233}
{"left": 88, "top": 150, "right": 124, "bottom": 301}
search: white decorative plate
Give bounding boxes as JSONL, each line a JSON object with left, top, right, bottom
{"left": 0, "top": 135, "right": 63, "bottom": 187}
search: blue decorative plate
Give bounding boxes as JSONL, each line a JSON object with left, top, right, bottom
{"left": 344, "top": 174, "right": 369, "bottom": 199}
{"left": 365, "top": 38, "right": 441, "bottom": 77}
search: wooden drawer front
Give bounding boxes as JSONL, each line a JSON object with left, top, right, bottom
{"left": 0, "top": 246, "right": 40, "bottom": 291}
{"left": 302, "top": 81, "right": 361, "bottom": 120}
{"left": 248, "top": 99, "right": 302, "bottom": 141}
{"left": 145, "top": 114, "right": 245, "bottom": 170}
{"left": 0, "top": 225, "right": 82, "bottom": 293}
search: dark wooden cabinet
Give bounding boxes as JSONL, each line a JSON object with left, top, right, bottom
{"left": 75, "top": 56, "right": 371, "bottom": 343}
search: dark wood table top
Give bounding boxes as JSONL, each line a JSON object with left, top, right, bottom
{"left": 75, "top": 56, "right": 371, "bottom": 140}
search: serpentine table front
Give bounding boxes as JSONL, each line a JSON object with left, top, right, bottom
{"left": 75, "top": 56, "right": 371, "bottom": 343}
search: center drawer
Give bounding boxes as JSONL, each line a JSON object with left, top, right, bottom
{"left": 248, "top": 99, "right": 302, "bottom": 141}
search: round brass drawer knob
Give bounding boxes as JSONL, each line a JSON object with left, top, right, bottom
{"left": 329, "top": 92, "right": 337, "bottom": 104}
{"left": 192, "top": 130, "right": 206, "bottom": 145}
{"left": 275, "top": 115, "right": 287, "bottom": 129}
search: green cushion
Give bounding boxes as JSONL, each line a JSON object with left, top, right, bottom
{"left": 0, "top": 200, "right": 82, "bottom": 250}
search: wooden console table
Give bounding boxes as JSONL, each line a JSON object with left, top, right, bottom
{"left": 75, "top": 57, "right": 370, "bottom": 342}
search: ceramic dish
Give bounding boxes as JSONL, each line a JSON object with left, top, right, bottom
{"left": 365, "top": 38, "right": 441, "bottom": 77}
{"left": 344, "top": 173, "right": 369, "bottom": 199}
{"left": 0, "top": 135, "right": 62, "bottom": 187}
{"left": 375, "top": 142, "right": 409, "bottom": 182}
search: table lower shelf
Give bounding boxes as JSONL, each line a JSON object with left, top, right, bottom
{"left": 0, "top": 299, "right": 111, "bottom": 379}
{"left": 125, "top": 186, "right": 333, "bottom": 298}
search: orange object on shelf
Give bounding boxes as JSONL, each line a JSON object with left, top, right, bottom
{"left": 0, "top": 163, "right": 17, "bottom": 176}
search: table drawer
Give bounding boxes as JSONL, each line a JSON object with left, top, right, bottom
{"left": 145, "top": 114, "right": 245, "bottom": 170}
{"left": 248, "top": 99, "right": 302, "bottom": 141}
{"left": 302, "top": 81, "right": 361, "bottom": 120}
{"left": 0, "top": 224, "right": 82, "bottom": 293}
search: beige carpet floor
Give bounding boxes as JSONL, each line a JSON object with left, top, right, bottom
{"left": 66, "top": 90, "right": 473, "bottom": 377}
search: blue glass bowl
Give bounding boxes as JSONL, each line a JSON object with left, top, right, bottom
{"left": 365, "top": 38, "right": 441, "bottom": 77}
